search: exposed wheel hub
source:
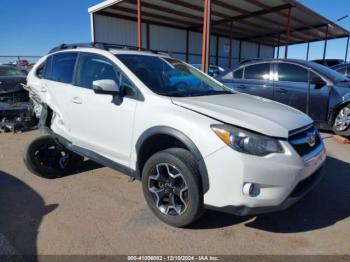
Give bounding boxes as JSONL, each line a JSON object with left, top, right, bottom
{"left": 148, "top": 163, "right": 188, "bottom": 216}
{"left": 334, "top": 107, "right": 350, "bottom": 132}
{"left": 34, "top": 144, "right": 70, "bottom": 170}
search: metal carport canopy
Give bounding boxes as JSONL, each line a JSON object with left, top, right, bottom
{"left": 88, "top": 0, "right": 350, "bottom": 71}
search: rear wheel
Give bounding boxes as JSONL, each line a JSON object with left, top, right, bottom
{"left": 24, "top": 135, "right": 84, "bottom": 178}
{"left": 142, "top": 148, "right": 204, "bottom": 227}
{"left": 333, "top": 104, "right": 350, "bottom": 138}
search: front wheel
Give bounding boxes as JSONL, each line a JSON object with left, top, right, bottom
{"left": 333, "top": 104, "right": 350, "bottom": 138}
{"left": 24, "top": 135, "right": 84, "bottom": 178}
{"left": 142, "top": 148, "right": 204, "bottom": 227}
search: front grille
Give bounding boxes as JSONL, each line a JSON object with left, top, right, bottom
{"left": 289, "top": 125, "right": 321, "bottom": 157}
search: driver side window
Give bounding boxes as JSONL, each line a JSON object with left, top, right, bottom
{"left": 76, "top": 53, "right": 136, "bottom": 98}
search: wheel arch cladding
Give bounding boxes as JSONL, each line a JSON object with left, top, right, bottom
{"left": 136, "top": 126, "right": 209, "bottom": 193}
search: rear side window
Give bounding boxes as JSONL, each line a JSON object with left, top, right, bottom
{"left": 277, "top": 63, "right": 308, "bottom": 83}
{"left": 49, "top": 53, "right": 77, "bottom": 83}
{"left": 244, "top": 63, "right": 270, "bottom": 80}
{"left": 234, "top": 68, "right": 243, "bottom": 79}
{"left": 336, "top": 66, "right": 347, "bottom": 76}
{"left": 36, "top": 62, "right": 45, "bottom": 78}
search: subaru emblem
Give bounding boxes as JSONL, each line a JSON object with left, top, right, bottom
{"left": 307, "top": 132, "right": 317, "bottom": 147}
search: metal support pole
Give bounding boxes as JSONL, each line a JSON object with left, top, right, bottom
{"left": 277, "top": 35, "right": 280, "bottom": 58}
{"left": 201, "top": 0, "right": 211, "bottom": 73}
{"left": 216, "top": 35, "right": 219, "bottom": 66}
{"left": 257, "top": 43, "right": 261, "bottom": 58}
{"left": 228, "top": 21, "right": 233, "bottom": 69}
{"left": 146, "top": 23, "right": 150, "bottom": 49}
{"left": 137, "top": 0, "right": 142, "bottom": 50}
{"left": 186, "top": 30, "right": 190, "bottom": 63}
{"left": 345, "top": 36, "right": 349, "bottom": 63}
{"left": 322, "top": 25, "right": 329, "bottom": 62}
{"left": 238, "top": 40, "right": 242, "bottom": 63}
{"left": 306, "top": 41, "right": 310, "bottom": 61}
{"left": 284, "top": 7, "right": 292, "bottom": 59}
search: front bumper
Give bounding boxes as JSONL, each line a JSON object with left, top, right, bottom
{"left": 0, "top": 102, "right": 37, "bottom": 132}
{"left": 206, "top": 165, "right": 324, "bottom": 216}
{"left": 202, "top": 139, "right": 326, "bottom": 214}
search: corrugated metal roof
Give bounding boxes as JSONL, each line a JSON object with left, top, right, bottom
{"left": 89, "top": 0, "right": 350, "bottom": 46}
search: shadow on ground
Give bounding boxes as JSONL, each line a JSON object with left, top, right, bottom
{"left": 0, "top": 171, "right": 57, "bottom": 257}
{"left": 191, "top": 156, "right": 350, "bottom": 232}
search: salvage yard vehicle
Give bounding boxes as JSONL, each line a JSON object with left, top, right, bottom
{"left": 311, "top": 59, "right": 344, "bottom": 68}
{"left": 219, "top": 59, "right": 350, "bottom": 138}
{"left": 24, "top": 43, "right": 326, "bottom": 227}
{"left": 0, "top": 66, "right": 37, "bottom": 132}
{"left": 331, "top": 63, "right": 350, "bottom": 78}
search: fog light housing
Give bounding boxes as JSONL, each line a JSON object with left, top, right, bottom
{"left": 243, "top": 183, "right": 254, "bottom": 196}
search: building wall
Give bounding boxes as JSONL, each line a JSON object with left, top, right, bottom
{"left": 93, "top": 14, "right": 274, "bottom": 69}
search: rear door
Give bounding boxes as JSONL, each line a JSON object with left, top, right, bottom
{"left": 43, "top": 52, "right": 78, "bottom": 139}
{"left": 273, "top": 62, "right": 309, "bottom": 113}
{"left": 242, "top": 63, "right": 274, "bottom": 99}
{"left": 221, "top": 63, "right": 274, "bottom": 99}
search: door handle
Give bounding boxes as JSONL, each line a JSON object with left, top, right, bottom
{"left": 277, "top": 88, "right": 288, "bottom": 94}
{"left": 71, "top": 97, "right": 82, "bottom": 104}
{"left": 237, "top": 85, "right": 247, "bottom": 89}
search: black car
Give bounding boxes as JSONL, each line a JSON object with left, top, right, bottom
{"left": 218, "top": 59, "right": 350, "bottom": 137}
{"left": 312, "top": 59, "right": 344, "bottom": 68}
{"left": 331, "top": 63, "right": 350, "bottom": 78}
{"left": 0, "top": 66, "right": 36, "bottom": 132}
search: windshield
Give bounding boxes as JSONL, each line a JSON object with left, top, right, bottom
{"left": 309, "top": 62, "right": 349, "bottom": 82}
{"left": 116, "top": 55, "right": 232, "bottom": 97}
{"left": 0, "top": 67, "right": 27, "bottom": 77}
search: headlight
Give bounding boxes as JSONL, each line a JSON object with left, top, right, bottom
{"left": 211, "top": 124, "right": 283, "bottom": 156}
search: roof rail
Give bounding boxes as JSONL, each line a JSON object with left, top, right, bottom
{"left": 239, "top": 58, "right": 265, "bottom": 65}
{"left": 48, "top": 42, "right": 171, "bottom": 57}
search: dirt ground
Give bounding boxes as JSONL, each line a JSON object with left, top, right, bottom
{"left": 0, "top": 130, "right": 349, "bottom": 255}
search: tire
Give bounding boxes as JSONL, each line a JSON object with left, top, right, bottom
{"left": 142, "top": 148, "right": 204, "bottom": 227}
{"left": 332, "top": 104, "right": 350, "bottom": 138}
{"left": 24, "top": 135, "right": 84, "bottom": 179}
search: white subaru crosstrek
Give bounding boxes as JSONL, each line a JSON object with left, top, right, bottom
{"left": 24, "top": 43, "right": 326, "bottom": 227}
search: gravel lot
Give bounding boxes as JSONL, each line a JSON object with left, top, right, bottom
{"left": 0, "top": 130, "right": 349, "bottom": 255}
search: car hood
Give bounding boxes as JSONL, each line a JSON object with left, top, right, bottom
{"left": 171, "top": 93, "right": 313, "bottom": 138}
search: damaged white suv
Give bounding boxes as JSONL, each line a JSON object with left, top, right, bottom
{"left": 25, "top": 43, "right": 326, "bottom": 227}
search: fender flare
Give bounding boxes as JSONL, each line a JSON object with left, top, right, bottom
{"left": 136, "top": 126, "right": 210, "bottom": 193}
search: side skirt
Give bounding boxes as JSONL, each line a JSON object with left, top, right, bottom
{"left": 45, "top": 127, "right": 140, "bottom": 180}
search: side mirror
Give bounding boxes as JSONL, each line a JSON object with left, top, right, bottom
{"left": 310, "top": 76, "right": 326, "bottom": 89}
{"left": 92, "top": 79, "right": 120, "bottom": 95}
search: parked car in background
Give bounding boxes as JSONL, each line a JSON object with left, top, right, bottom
{"left": 312, "top": 59, "right": 344, "bottom": 67}
{"left": 24, "top": 43, "right": 325, "bottom": 227}
{"left": 0, "top": 66, "right": 36, "bottom": 132}
{"left": 218, "top": 59, "right": 350, "bottom": 137}
{"left": 192, "top": 64, "right": 225, "bottom": 77}
{"left": 331, "top": 63, "right": 350, "bottom": 78}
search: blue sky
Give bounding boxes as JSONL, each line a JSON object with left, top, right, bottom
{"left": 0, "top": 0, "right": 350, "bottom": 61}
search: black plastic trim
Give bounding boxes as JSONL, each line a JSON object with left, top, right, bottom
{"left": 136, "top": 126, "right": 209, "bottom": 193}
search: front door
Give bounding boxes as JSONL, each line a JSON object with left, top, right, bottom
{"left": 67, "top": 53, "right": 138, "bottom": 167}
{"left": 308, "top": 71, "right": 331, "bottom": 121}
